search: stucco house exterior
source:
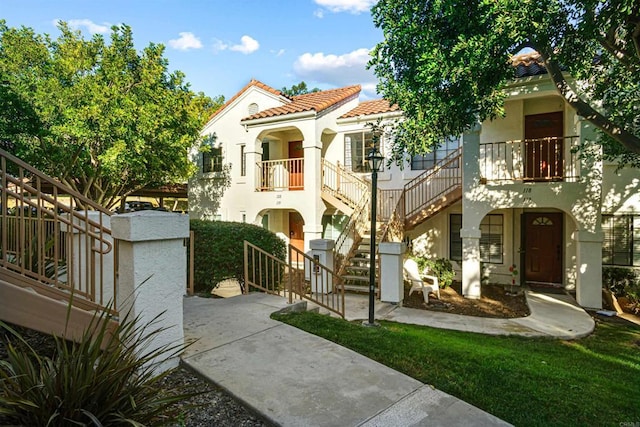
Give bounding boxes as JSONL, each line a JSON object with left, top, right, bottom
{"left": 189, "top": 52, "right": 639, "bottom": 310}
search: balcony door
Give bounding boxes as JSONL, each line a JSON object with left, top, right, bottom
{"left": 524, "top": 112, "right": 564, "bottom": 180}
{"left": 288, "top": 141, "right": 304, "bottom": 190}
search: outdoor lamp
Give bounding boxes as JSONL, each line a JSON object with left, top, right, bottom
{"left": 366, "top": 147, "right": 384, "bottom": 172}
{"left": 365, "top": 146, "right": 384, "bottom": 326}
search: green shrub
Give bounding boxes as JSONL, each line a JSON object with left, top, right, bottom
{"left": 602, "top": 266, "right": 640, "bottom": 303}
{"left": 190, "top": 219, "right": 287, "bottom": 293}
{"left": 415, "top": 257, "right": 455, "bottom": 288}
{"left": 0, "top": 306, "right": 195, "bottom": 426}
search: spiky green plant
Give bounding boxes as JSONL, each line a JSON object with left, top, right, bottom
{"left": 0, "top": 303, "right": 197, "bottom": 426}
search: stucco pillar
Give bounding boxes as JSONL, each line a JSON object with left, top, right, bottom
{"left": 461, "top": 228, "right": 482, "bottom": 299}
{"left": 573, "top": 230, "right": 604, "bottom": 309}
{"left": 461, "top": 125, "right": 483, "bottom": 299}
{"left": 308, "top": 239, "right": 335, "bottom": 294}
{"left": 111, "top": 210, "right": 189, "bottom": 373}
{"left": 379, "top": 242, "right": 407, "bottom": 304}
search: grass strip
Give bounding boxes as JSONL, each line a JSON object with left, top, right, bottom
{"left": 272, "top": 312, "right": 640, "bottom": 427}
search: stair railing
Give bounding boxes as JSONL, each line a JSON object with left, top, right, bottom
{"left": 321, "top": 159, "right": 370, "bottom": 210}
{"left": 1, "top": 148, "right": 118, "bottom": 314}
{"left": 334, "top": 192, "right": 370, "bottom": 275}
{"left": 403, "top": 147, "right": 462, "bottom": 224}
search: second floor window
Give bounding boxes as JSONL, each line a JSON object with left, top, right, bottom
{"left": 203, "top": 147, "right": 223, "bottom": 173}
{"left": 240, "top": 145, "right": 246, "bottom": 177}
{"left": 411, "top": 136, "right": 460, "bottom": 171}
{"left": 345, "top": 131, "right": 380, "bottom": 173}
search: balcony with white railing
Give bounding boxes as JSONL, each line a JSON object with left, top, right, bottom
{"left": 256, "top": 158, "right": 304, "bottom": 191}
{"left": 480, "top": 136, "right": 581, "bottom": 183}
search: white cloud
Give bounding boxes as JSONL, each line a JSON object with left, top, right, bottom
{"left": 168, "top": 32, "right": 203, "bottom": 50}
{"left": 313, "top": 9, "right": 325, "bottom": 18}
{"left": 274, "top": 49, "right": 286, "bottom": 57}
{"left": 313, "top": 0, "right": 376, "bottom": 14}
{"left": 293, "top": 48, "right": 378, "bottom": 96}
{"left": 64, "top": 19, "right": 110, "bottom": 34}
{"left": 212, "top": 39, "right": 229, "bottom": 53}
{"left": 230, "top": 35, "right": 260, "bottom": 54}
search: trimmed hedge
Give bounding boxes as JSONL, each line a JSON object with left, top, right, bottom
{"left": 190, "top": 219, "right": 287, "bottom": 293}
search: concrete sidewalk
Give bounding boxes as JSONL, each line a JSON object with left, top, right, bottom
{"left": 343, "top": 290, "right": 595, "bottom": 339}
{"left": 182, "top": 294, "right": 512, "bottom": 427}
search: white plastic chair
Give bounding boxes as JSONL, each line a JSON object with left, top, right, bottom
{"left": 403, "top": 259, "right": 440, "bottom": 304}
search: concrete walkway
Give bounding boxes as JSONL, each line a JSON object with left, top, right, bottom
{"left": 342, "top": 290, "right": 595, "bottom": 339}
{"left": 182, "top": 293, "right": 512, "bottom": 427}
{"left": 181, "top": 288, "right": 597, "bottom": 426}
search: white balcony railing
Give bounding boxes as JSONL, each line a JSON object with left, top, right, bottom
{"left": 256, "top": 158, "right": 304, "bottom": 191}
{"left": 480, "top": 136, "right": 581, "bottom": 183}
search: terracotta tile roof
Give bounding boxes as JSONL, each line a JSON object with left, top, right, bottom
{"left": 241, "top": 85, "right": 361, "bottom": 121}
{"left": 512, "top": 51, "right": 547, "bottom": 78}
{"left": 207, "top": 79, "right": 284, "bottom": 122}
{"left": 339, "top": 99, "right": 400, "bottom": 119}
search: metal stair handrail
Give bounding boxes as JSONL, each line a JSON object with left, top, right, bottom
{"left": 1, "top": 147, "right": 118, "bottom": 314}
{"left": 403, "top": 147, "right": 462, "bottom": 222}
{"left": 321, "top": 158, "right": 370, "bottom": 210}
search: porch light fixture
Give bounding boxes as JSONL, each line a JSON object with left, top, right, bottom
{"left": 365, "top": 146, "right": 384, "bottom": 327}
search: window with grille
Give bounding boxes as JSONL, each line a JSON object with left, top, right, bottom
{"left": 202, "top": 147, "right": 223, "bottom": 173}
{"left": 602, "top": 215, "right": 640, "bottom": 266}
{"left": 344, "top": 131, "right": 380, "bottom": 173}
{"left": 240, "top": 145, "right": 246, "bottom": 176}
{"left": 450, "top": 214, "right": 504, "bottom": 264}
{"left": 411, "top": 136, "right": 460, "bottom": 170}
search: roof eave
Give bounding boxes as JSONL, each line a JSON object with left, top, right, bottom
{"left": 241, "top": 110, "right": 317, "bottom": 127}
{"left": 337, "top": 110, "right": 403, "bottom": 125}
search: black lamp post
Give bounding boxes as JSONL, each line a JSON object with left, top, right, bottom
{"left": 365, "top": 146, "right": 384, "bottom": 326}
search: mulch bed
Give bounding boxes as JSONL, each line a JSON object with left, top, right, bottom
{"left": 402, "top": 281, "right": 530, "bottom": 318}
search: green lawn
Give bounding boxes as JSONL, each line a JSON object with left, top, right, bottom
{"left": 272, "top": 312, "right": 640, "bottom": 427}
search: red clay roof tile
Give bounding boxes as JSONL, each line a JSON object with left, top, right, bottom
{"left": 339, "top": 99, "right": 400, "bottom": 119}
{"left": 241, "top": 85, "right": 361, "bottom": 121}
{"left": 207, "top": 79, "right": 284, "bottom": 122}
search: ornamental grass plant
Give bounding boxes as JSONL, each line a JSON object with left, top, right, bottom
{"left": 0, "top": 303, "right": 196, "bottom": 426}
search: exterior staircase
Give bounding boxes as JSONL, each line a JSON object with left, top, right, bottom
{"left": 0, "top": 148, "right": 118, "bottom": 340}
{"left": 340, "top": 224, "right": 384, "bottom": 294}
{"left": 321, "top": 148, "right": 463, "bottom": 296}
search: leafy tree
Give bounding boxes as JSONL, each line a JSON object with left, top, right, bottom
{"left": 0, "top": 21, "right": 225, "bottom": 208}
{"left": 281, "top": 81, "right": 320, "bottom": 97}
{"left": 369, "top": 0, "right": 640, "bottom": 166}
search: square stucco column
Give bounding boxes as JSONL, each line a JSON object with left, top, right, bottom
{"left": 379, "top": 242, "right": 407, "bottom": 304}
{"left": 308, "top": 239, "right": 334, "bottom": 294}
{"left": 111, "top": 211, "right": 189, "bottom": 373}
{"left": 461, "top": 228, "right": 482, "bottom": 299}
{"left": 573, "top": 230, "right": 604, "bottom": 309}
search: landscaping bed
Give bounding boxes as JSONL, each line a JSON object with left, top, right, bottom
{"left": 403, "top": 282, "right": 530, "bottom": 318}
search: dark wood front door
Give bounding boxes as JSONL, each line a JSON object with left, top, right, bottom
{"left": 289, "top": 212, "right": 304, "bottom": 252}
{"left": 288, "top": 141, "right": 304, "bottom": 190}
{"left": 524, "top": 112, "right": 564, "bottom": 180}
{"left": 523, "top": 212, "right": 563, "bottom": 285}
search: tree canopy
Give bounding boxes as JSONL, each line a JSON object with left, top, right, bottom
{"left": 280, "top": 81, "right": 320, "bottom": 97}
{"left": 369, "top": 0, "right": 640, "bottom": 166}
{"left": 0, "top": 21, "right": 224, "bottom": 208}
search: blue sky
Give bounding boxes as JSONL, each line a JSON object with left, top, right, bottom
{"left": 1, "top": 0, "right": 383, "bottom": 101}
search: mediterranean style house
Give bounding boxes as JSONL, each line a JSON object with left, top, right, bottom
{"left": 189, "top": 52, "right": 640, "bottom": 310}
